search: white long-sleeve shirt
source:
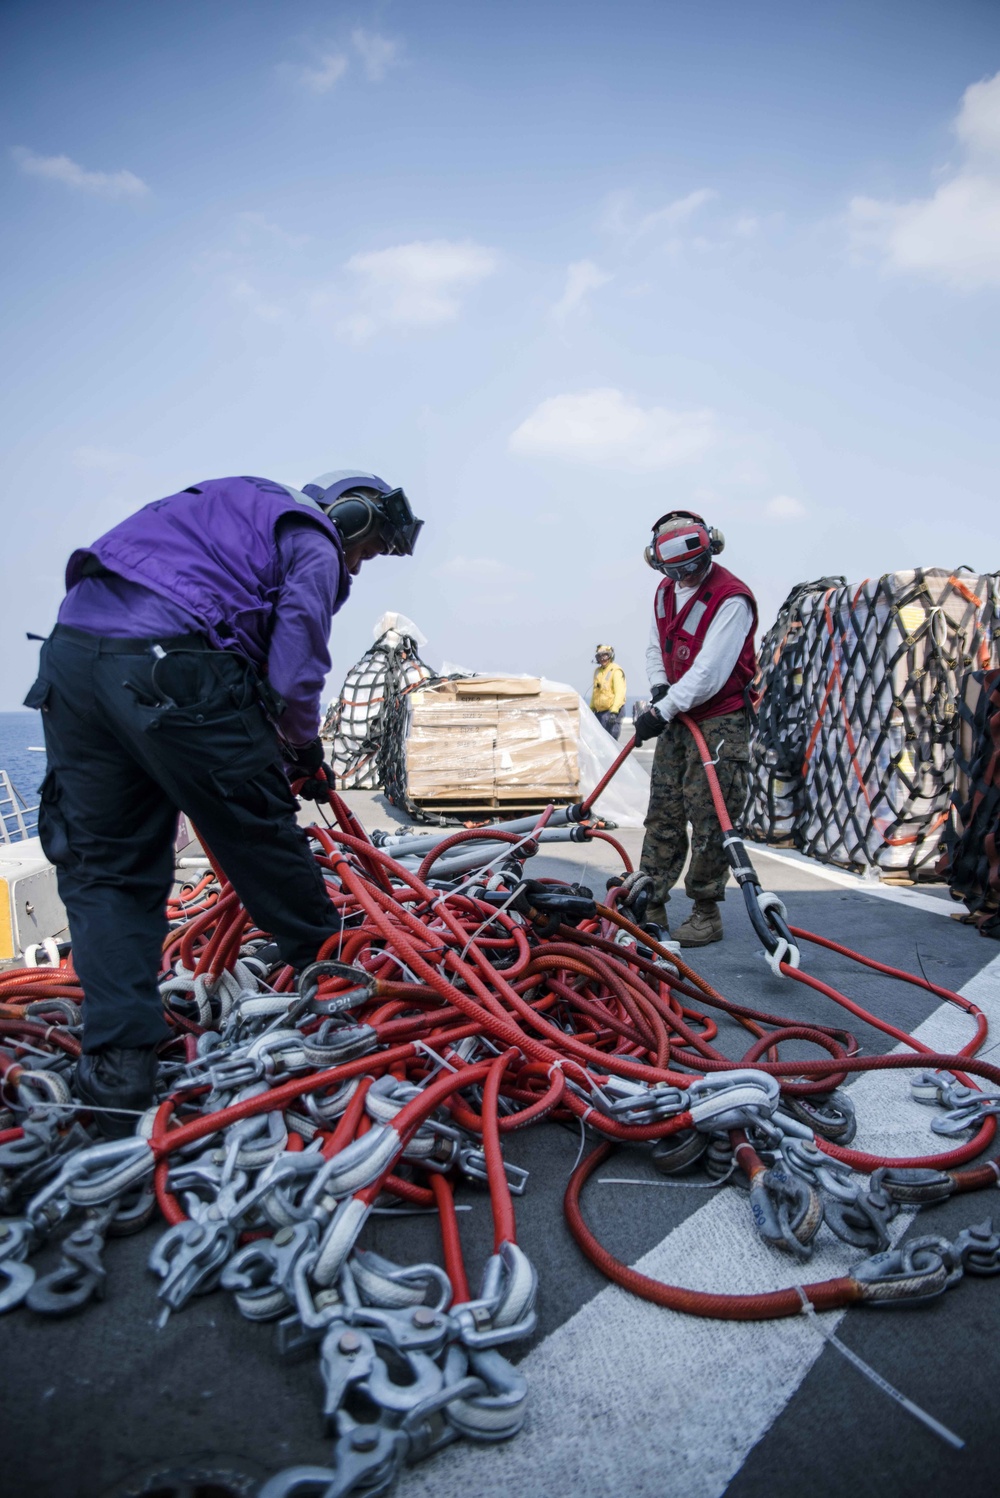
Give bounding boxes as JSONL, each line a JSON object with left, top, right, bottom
{"left": 646, "top": 582, "right": 754, "bottom": 721}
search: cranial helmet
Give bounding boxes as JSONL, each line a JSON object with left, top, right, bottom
{"left": 645, "top": 510, "right": 724, "bottom": 581}
{"left": 594, "top": 644, "right": 615, "bottom": 663}
{"left": 302, "top": 470, "right": 423, "bottom": 556}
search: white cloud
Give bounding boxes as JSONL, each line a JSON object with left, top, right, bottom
{"left": 848, "top": 71, "right": 1000, "bottom": 288}
{"left": 298, "top": 52, "right": 349, "bottom": 93}
{"left": 11, "top": 147, "right": 149, "bottom": 200}
{"left": 602, "top": 188, "right": 716, "bottom": 243}
{"left": 508, "top": 388, "right": 717, "bottom": 472}
{"left": 765, "top": 494, "right": 806, "bottom": 521}
{"left": 551, "top": 260, "right": 613, "bottom": 323}
{"left": 956, "top": 71, "right": 1000, "bottom": 159}
{"left": 636, "top": 189, "right": 717, "bottom": 237}
{"left": 341, "top": 239, "right": 498, "bottom": 340}
{"left": 236, "top": 212, "right": 310, "bottom": 249}
{"left": 352, "top": 29, "right": 403, "bottom": 82}
{"left": 229, "top": 278, "right": 287, "bottom": 324}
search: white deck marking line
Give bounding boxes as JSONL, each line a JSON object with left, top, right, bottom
{"left": 398, "top": 949, "right": 1000, "bottom": 1498}
{"left": 750, "top": 845, "right": 960, "bottom": 919}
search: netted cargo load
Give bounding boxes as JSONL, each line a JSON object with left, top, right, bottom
{"left": 937, "top": 667, "right": 1000, "bottom": 935}
{"left": 323, "top": 615, "right": 438, "bottom": 791}
{"left": 746, "top": 569, "right": 1000, "bottom": 877}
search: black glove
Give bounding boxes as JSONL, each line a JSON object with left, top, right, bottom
{"left": 298, "top": 765, "right": 335, "bottom": 803}
{"left": 287, "top": 736, "right": 325, "bottom": 775}
{"left": 286, "top": 737, "right": 334, "bottom": 802}
{"left": 651, "top": 684, "right": 669, "bottom": 705}
{"left": 634, "top": 707, "right": 667, "bottom": 745}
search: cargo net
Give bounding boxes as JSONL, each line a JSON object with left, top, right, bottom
{"left": 746, "top": 568, "right": 1000, "bottom": 878}
{"left": 323, "top": 628, "right": 439, "bottom": 791}
{"left": 937, "top": 666, "right": 1000, "bottom": 936}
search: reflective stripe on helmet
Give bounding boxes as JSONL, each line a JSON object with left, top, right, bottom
{"left": 652, "top": 523, "right": 709, "bottom": 566}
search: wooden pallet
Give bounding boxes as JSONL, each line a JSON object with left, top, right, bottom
{"left": 408, "top": 794, "right": 581, "bottom": 818}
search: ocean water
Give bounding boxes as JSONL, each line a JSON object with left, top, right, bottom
{"left": 0, "top": 711, "right": 46, "bottom": 830}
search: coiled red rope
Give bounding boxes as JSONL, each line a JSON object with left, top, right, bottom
{"left": 5, "top": 758, "right": 998, "bottom": 1324}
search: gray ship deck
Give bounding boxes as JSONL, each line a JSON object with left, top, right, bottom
{"left": 3, "top": 786, "right": 998, "bottom": 1498}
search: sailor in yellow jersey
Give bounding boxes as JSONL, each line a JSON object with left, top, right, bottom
{"left": 590, "top": 644, "right": 627, "bottom": 740}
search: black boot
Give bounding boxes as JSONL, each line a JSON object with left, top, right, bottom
{"left": 75, "top": 1045, "right": 159, "bottom": 1138}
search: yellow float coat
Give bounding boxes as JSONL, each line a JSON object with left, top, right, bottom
{"left": 590, "top": 662, "right": 627, "bottom": 714}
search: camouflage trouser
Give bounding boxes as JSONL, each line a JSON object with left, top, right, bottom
{"left": 639, "top": 709, "right": 750, "bottom": 906}
{"left": 594, "top": 709, "right": 623, "bottom": 741}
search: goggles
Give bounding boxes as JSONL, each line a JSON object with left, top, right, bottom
{"left": 375, "top": 488, "right": 423, "bottom": 557}
{"left": 659, "top": 554, "right": 707, "bottom": 582}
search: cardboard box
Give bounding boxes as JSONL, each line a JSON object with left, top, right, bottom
{"left": 405, "top": 679, "right": 580, "bottom": 805}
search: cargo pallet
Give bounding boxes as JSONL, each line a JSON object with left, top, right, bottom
{"left": 408, "top": 794, "right": 580, "bottom": 818}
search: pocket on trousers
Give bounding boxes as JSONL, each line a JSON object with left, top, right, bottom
{"left": 210, "top": 732, "right": 282, "bottom": 797}
{"left": 23, "top": 676, "right": 51, "bottom": 711}
{"left": 135, "top": 692, "right": 267, "bottom": 782}
{"left": 122, "top": 651, "right": 256, "bottom": 731}
{"left": 709, "top": 715, "right": 751, "bottom": 764}
{"left": 36, "top": 770, "right": 73, "bottom": 868}
{"left": 157, "top": 651, "right": 255, "bottom": 720}
{"left": 209, "top": 757, "right": 299, "bottom": 839}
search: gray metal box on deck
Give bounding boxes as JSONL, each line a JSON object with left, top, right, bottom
{"left": 0, "top": 840, "right": 67, "bottom": 960}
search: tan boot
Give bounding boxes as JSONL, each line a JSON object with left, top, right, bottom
{"left": 674, "top": 900, "right": 723, "bottom": 947}
{"left": 645, "top": 902, "right": 669, "bottom": 933}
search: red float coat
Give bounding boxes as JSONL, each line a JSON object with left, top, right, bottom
{"left": 654, "top": 563, "right": 758, "bottom": 723}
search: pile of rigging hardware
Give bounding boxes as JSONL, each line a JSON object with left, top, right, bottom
{"left": 746, "top": 568, "right": 1000, "bottom": 880}
{"left": 3, "top": 717, "right": 1000, "bottom": 1496}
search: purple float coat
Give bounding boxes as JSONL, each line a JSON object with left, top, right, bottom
{"left": 59, "top": 476, "right": 350, "bottom": 746}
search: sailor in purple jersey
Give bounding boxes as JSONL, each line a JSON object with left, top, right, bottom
{"left": 25, "top": 472, "right": 423, "bottom": 1131}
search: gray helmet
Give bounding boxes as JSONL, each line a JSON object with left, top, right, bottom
{"left": 302, "top": 470, "right": 423, "bottom": 556}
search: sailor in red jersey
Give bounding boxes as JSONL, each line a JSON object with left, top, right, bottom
{"left": 633, "top": 512, "right": 758, "bottom": 946}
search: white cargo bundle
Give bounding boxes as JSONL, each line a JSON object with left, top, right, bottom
{"left": 323, "top": 613, "right": 436, "bottom": 791}
{"left": 746, "top": 568, "right": 1000, "bottom": 877}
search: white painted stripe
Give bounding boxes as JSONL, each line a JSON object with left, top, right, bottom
{"left": 750, "top": 844, "right": 960, "bottom": 919}
{"left": 398, "top": 949, "right": 1000, "bottom": 1498}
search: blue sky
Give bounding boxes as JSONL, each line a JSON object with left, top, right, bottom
{"left": 2, "top": 0, "right": 998, "bottom": 711}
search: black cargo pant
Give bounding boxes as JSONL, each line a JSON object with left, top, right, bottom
{"left": 25, "top": 626, "right": 340, "bottom": 1053}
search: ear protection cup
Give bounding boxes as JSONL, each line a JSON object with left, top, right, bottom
{"left": 325, "top": 494, "right": 380, "bottom": 547}
{"left": 709, "top": 527, "right": 724, "bottom": 555}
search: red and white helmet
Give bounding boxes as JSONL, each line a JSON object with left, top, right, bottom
{"left": 645, "top": 510, "right": 724, "bottom": 580}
